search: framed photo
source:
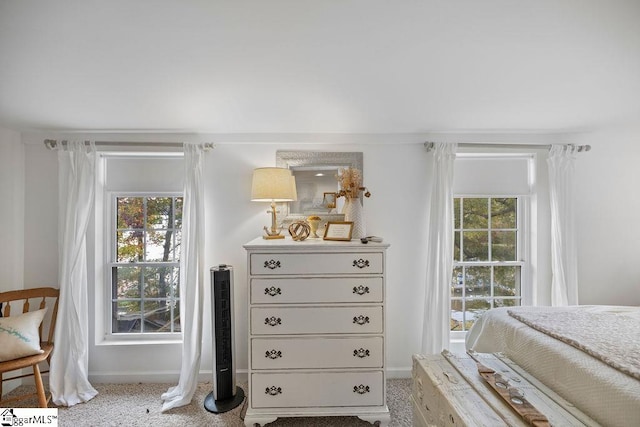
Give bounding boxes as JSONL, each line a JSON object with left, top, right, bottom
{"left": 323, "top": 192, "right": 337, "bottom": 209}
{"left": 323, "top": 221, "right": 354, "bottom": 241}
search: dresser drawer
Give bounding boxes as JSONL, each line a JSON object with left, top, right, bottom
{"left": 251, "top": 371, "right": 384, "bottom": 408}
{"left": 250, "top": 252, "right": 383, "bottom": 275}
{"left": 251, "top": 277, "right": 383, "bottom": 304}
{"left": 251, "top": 306, "right": 383, "bottom": 335}
{"left": 252, "top": 337, "right": 383, "bottom": 369}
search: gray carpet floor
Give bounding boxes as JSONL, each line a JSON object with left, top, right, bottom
{"left": 5, "top": 379, "right": 412, "bottom": 426}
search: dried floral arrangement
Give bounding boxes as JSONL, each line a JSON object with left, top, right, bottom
{"left": 336, "top": 167, "right": 371, "bottom": 199}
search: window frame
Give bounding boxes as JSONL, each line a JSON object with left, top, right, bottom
{"left": 103, "top": 191, "right": 183, "bottom": 342}
{"left": 450, "top": 194, "right": 530, "bottom": 341}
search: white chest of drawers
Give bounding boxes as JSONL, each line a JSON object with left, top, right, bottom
{"left": 243, "top": 237, "right": 391, "bottom": 427}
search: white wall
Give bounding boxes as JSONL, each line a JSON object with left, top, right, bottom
{"left": 0, "top": 127, "right": 25, "bottom": 395}
{"left": 16, "top": 128, "right": 640, "bottom": 384}
{"left": 0, "top": 127, "right": 24, "bottom": 292}
{"left": 23, "top": 144, "right": 59, "bottom": 287}
{"left": 574, "top": 126, "right": 640, "bottom": 305}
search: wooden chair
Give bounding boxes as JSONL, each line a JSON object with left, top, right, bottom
{"left": 0, "top": 287, "right": 59, "bottom": 407}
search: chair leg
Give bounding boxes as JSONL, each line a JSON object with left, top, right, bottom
{"left": 33, "top": 364, "right": 47, "bottom": 408}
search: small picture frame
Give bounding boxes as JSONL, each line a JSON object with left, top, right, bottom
{"left": 323, "top": 192, "right": 337, "bottom": 209}
{"left": 323, "top": 221, "right": 354, "bottom": 241}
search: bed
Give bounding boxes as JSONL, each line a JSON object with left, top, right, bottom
{"left": 465, "top": 305, "right": 640, "bottom": 427}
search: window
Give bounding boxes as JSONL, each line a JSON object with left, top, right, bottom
{"left": 110, "top": 195, "right": 183, "bottom": 334}
{"left": 451, "top": 197, "right": 523, "bottom": 332}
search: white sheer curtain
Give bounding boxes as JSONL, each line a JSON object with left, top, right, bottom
{"left": 161, "top": 143, "right": 207, "bottom": 411}
{"left": 50, "top": 141, "right": 99, "bottom": 406}
{"left": 421, "top": 143, "right": 457, "bottom": 354}
{"left": 548, "top": 145, "right": 579, "bottom": 306}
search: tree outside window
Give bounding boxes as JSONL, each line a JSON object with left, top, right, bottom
{"left": 111, "top": 195, "right": 182, "bottom": 334}
{"left": 451, "top": 197, "right": 522, "bottom": 331}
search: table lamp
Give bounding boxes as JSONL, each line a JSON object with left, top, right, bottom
{"left": 251, "top": 167, "right": 297, "bottom": 239}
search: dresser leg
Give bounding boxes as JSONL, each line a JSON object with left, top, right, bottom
{"left": 358, "top": 413, "right": 391, "bottom": 426}
{"left": 244, "top": 415, "right": 278, "bottom": 427}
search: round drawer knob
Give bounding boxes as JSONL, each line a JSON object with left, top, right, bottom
{"left": 353, "top": 315, "right": 370, "bottom": 325}
{"left": 265, "top": 349, "right": 283, "bottom": 359}
{"left": 353, "top": 348, "right": 371, "bottom": 358}
{"left": 265, "top": 286, "right": 281, "bottom": 297}
{"left": 264, "top": 316, "right": 282, "bottom": 326}
{"left": 353, "top": 285, "right": 370, "bottom": 295}
{"left": 264, "top": 259, "right": 281, "bottom": 269}
{"left": 353, "top": 384, "right": 370, "bottom": 394}
{"left": 265, "top": 386, "right": 282, "bottom": 396}
{"left": 353, "top": 259, "right": 370, "bottom": 269}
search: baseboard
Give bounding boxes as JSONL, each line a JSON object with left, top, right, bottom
{"left": 88, "top": 368, "right": 410, "bottom": 384}
{"left": 386, "top": 367, "right": 412, "bottom": 379}
{"left": 88, "top": 369, "right": 249, "bottom": 384}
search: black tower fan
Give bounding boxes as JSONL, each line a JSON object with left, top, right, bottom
{"left": 204, "top": 264, "right": 244, "bottom": 413}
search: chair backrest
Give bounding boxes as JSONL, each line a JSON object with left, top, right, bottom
{"left": 0, "top": 287, "right": 60, "bottom": 345}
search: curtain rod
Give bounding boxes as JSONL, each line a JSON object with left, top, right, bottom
{"left": 423, "top": 142, "right": 591, "bottom": 152}
{"left": 43, "top": 139, "right": 214, "bottom": 150}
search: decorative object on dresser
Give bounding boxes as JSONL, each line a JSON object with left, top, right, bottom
{"left": 322, "top": 192, "right": 337, "bottom": 211}
{"left": 323, "top": 221, "right": 354, "bottom": 241}
{"left": 306, "top": 216, "right": 321, "bottom": 238}
{"left": 243, "top": 237, "right": 391, "bottom": 426}
{"left": 251, "top": 167, "right": 297, "bottom": 239}
{"left": 287, "top": 221, "right": 311, "bottom": 241}
{"left": 275, "top": 151, "right": 363, "bottom": 226}
{"left": 337, "top": 166, "right": 371, "bottom": 240}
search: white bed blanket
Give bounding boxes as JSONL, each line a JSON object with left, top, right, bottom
{"left": 507, "top": 305, "right": 640, "bottom": 381}
{"left": 466, "top": 305, "right": 640, "bottom": 427}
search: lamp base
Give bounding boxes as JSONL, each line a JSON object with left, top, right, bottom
{"left": 263, "top": 234, "right": 285, "bottom": 240}
{"left": 263, "top": 224, "right": 285, "bottom": 239}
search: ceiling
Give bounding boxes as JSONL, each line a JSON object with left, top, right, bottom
{"left": 1, "top": 0, "right": 639, "bottom": 135}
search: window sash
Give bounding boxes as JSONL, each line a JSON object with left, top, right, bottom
{"left": 454, "top": 197, "right": 522, "bottom": 263}
{"left": 107, "top": 193, "right": 182, "bottom": 337}
{"left": 451, "top": 196, "right": 525, "bottom": 333}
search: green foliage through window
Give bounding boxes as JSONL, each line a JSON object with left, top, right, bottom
{"left": 111, "top": 195, "right": 182, "bottom": 334}
{"left": 451, "top": 197, "right": 522, "bottom": 332}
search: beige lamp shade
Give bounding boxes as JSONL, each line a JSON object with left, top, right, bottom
{"left": 251, "top": 167, "right": 297, "bottom": 202}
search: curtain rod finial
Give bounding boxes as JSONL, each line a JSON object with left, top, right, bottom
{"left": 44, "top": 139, "right": 57, "bottom": 150}
{"left": 424, "top": 142, "right": 435, "bottom": 151}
